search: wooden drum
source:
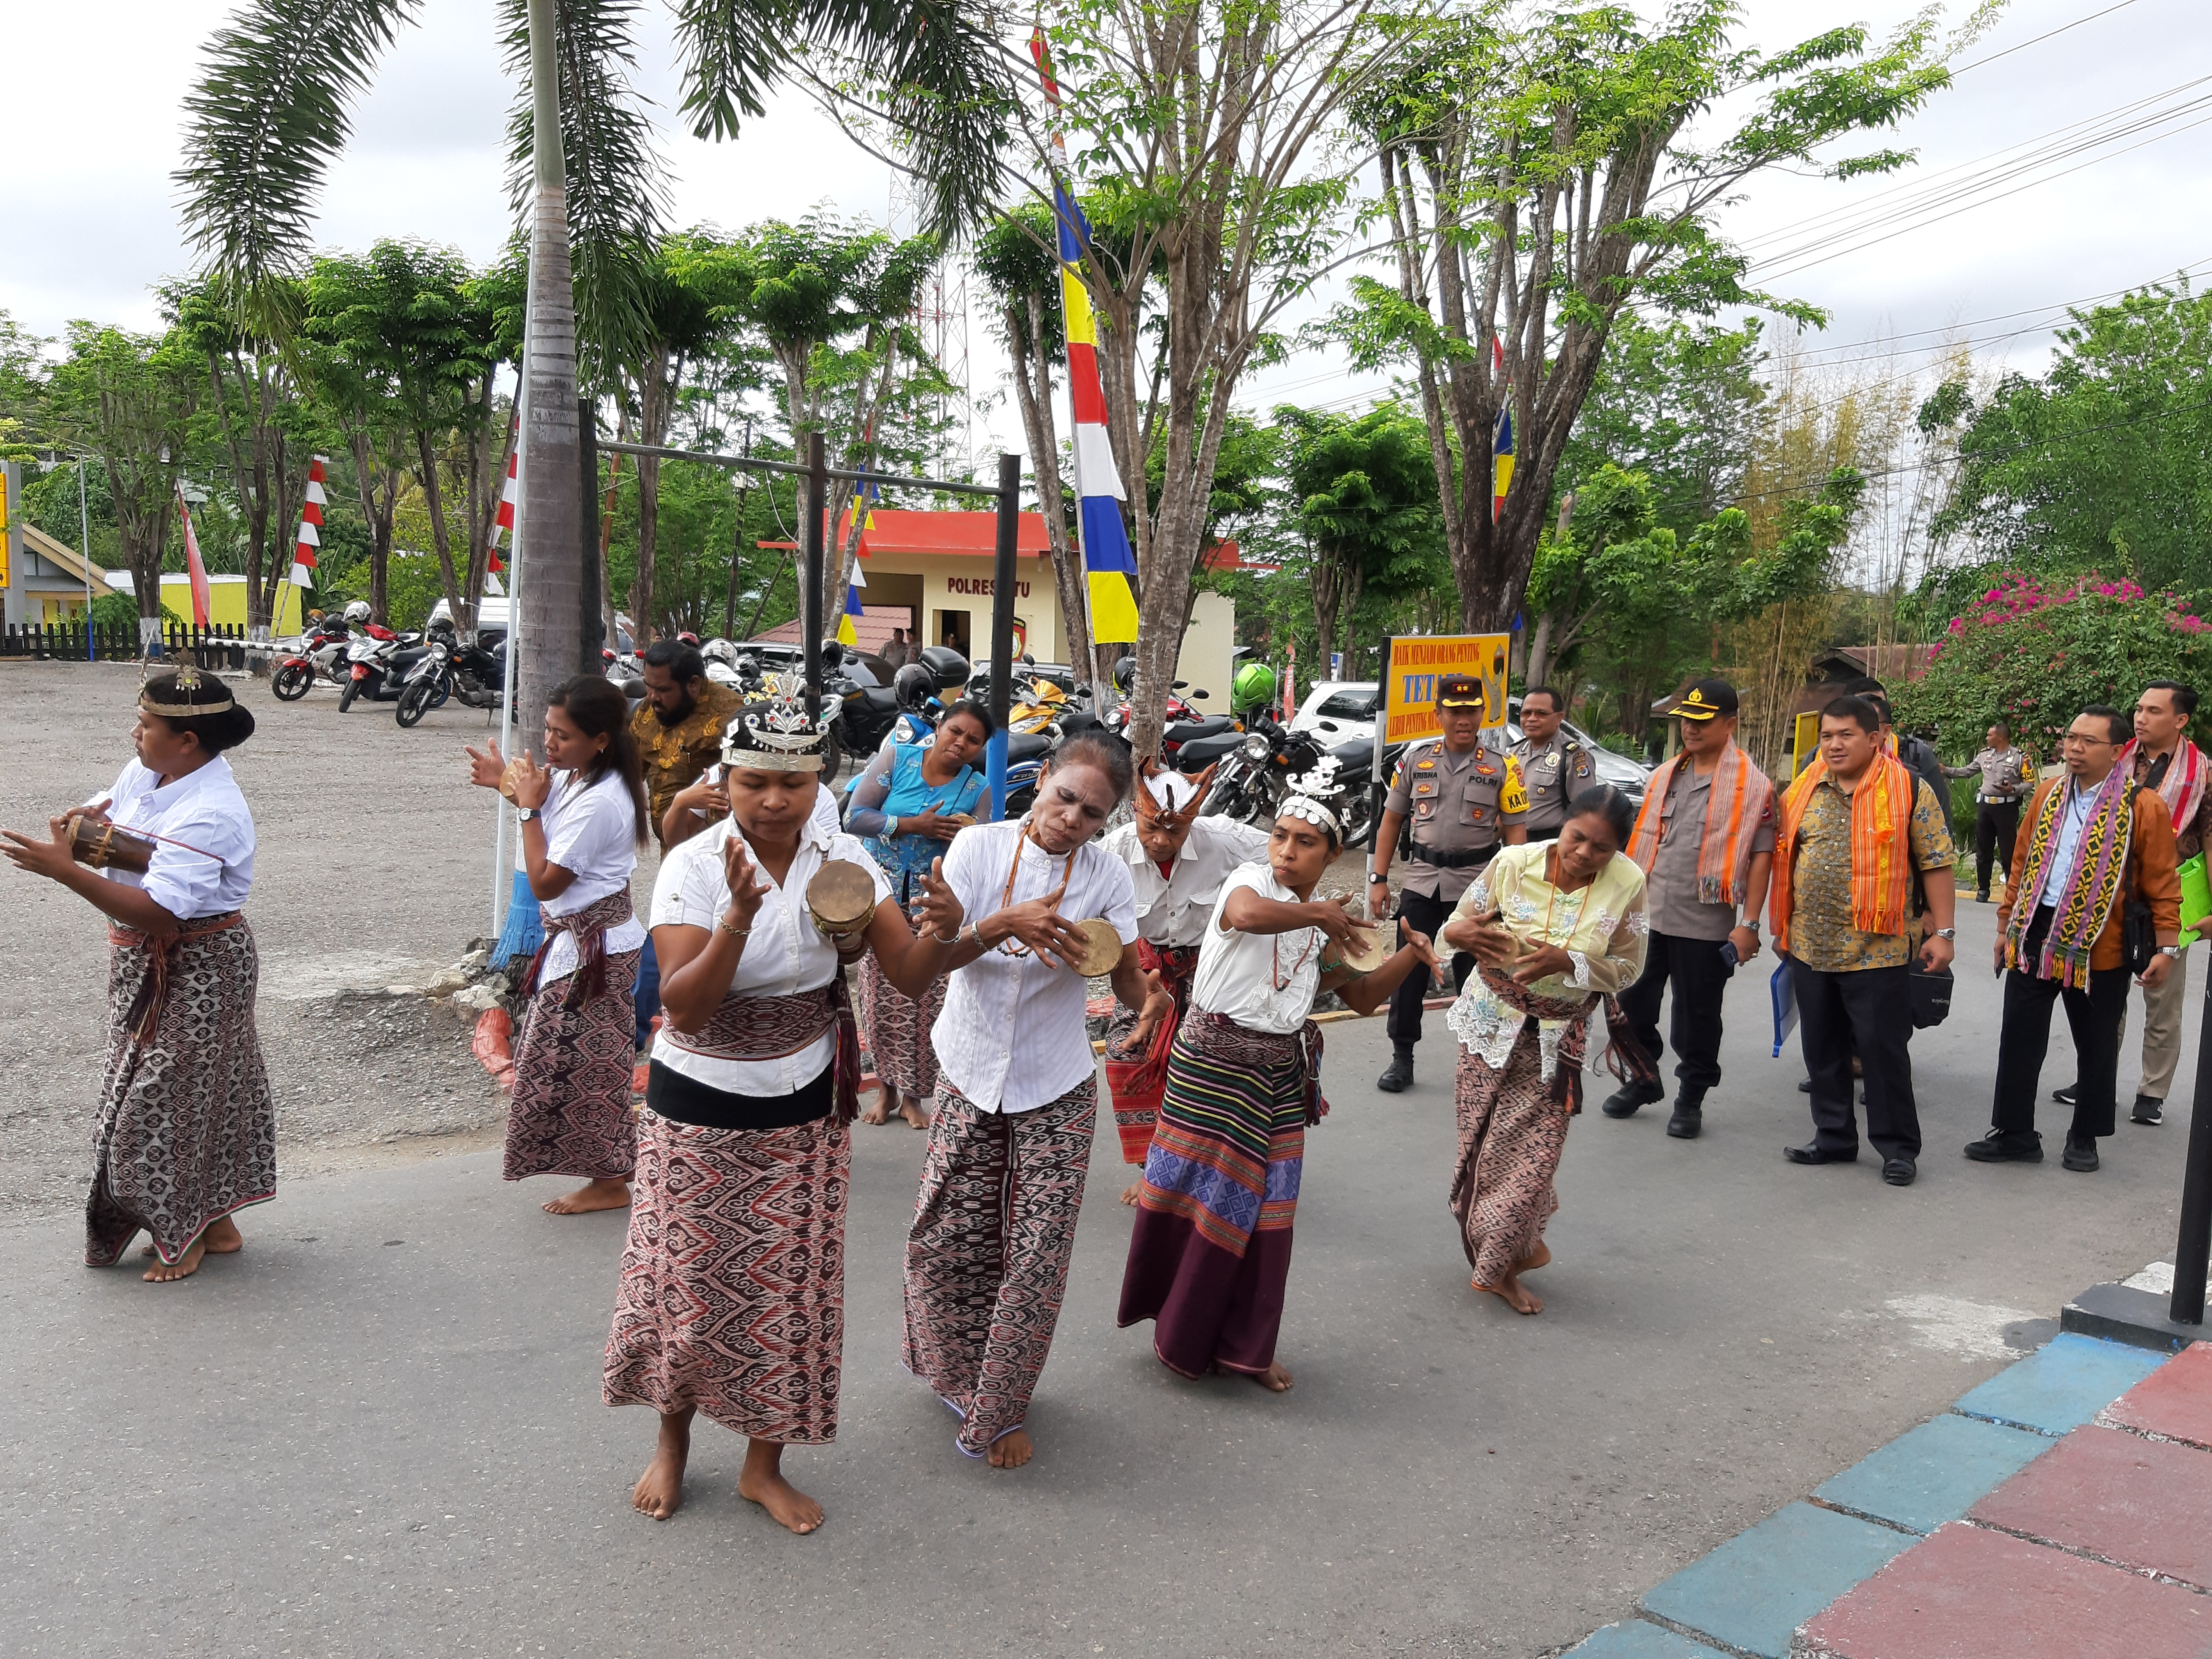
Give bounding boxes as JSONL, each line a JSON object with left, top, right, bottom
{"left": 1333, "top": 921, "right": 1395, "bottom": 975}
{"left": 66, "top": 814, "right": 155, "bottom": 874}
{"left": 806, "top": 860, "right": 879, "bottom": 942}
{"left": 1067, "top": 918, "right": 1125, "bottom": 978}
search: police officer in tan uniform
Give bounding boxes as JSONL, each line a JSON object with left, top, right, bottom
{"left": 1367, "top": 672, "right": 1529, "bottom": 1092}
{"left": 1512, "top": 684, "right": 1597, "bottom": 837}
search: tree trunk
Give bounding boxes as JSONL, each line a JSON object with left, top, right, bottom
{"left": 516, "top": 0, "right": 583, "bottom": 740}
{"left": 1525, "top": 609, "right": 1555, "bottom": 689}
{"left": 414, "top": 428, "right": 465, "bottom": 626}
{"left": 598, "top": 404, "right": 628, "bottom": 650}
{"left": 346, "top": 429, "right": 398, "bottom": 624}
{"left": 633, "top": 348, "right": 671, "bottom": 646}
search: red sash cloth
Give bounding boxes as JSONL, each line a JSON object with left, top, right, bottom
{"left": 1104, "top": 940, "right": 1200, "bottom": 1164}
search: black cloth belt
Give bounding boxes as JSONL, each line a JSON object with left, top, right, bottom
{"left": 1407, "top": 840, "right": 1496, "bottom": 871}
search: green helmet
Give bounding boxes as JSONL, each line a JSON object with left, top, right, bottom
{"left": 1231, "top": 660, "right": 1277, "bottom": 712}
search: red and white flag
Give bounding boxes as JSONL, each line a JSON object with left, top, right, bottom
{"left": 289, "top": 455, "right": 329, "bottom": 588}
{"left": 177, "top": 483, "right": 212, "bottom": 627}
{"left": 489, "top": 447, "right": 517, "bottom": 577}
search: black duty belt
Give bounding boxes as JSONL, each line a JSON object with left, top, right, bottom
{"left": 1407, "top": 841, "right": 1496, "bottom": 871}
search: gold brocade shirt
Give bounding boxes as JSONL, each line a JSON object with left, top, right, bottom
{"left": 1787, "top": 773, "right": 1955, "bottom": 972}
{"left": 632, "top": 681, "right": 741, "bottom": 839}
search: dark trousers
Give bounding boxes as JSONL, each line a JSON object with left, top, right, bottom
{"left": 1992, "top": 905, "right": 2127, "bottom": 1142}
{"left": 1974, "top": 801, "right": 2021, "bottom": 897}
{"left": 1793, "top": 959, "right": 1919, "bottom": 1160}
{"left": 633, "top": 934, "right": 662, "bottom": 1052}
{"left": 1386, "top": 887, "right": 1475, "bottom": 1052}
{"left": 1617, "top": 930, "right": 1734, "bottom": 1094}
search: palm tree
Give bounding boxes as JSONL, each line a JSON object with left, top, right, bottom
{"left": 176, "top": 0, "right": 1014, "bottom": 732}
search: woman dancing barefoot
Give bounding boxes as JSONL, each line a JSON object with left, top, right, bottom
{"left": 465, "top": 678, "right": 649, "bottom": 1216}
{"left": 604, "top": 682, "right": 929, "bottom": 1533}
{"left": 1117, "top": 761, "right": 1436, "bottom": 1389}
{"left": 1441, "top": 788, "right": 1653, "bottom": 1315}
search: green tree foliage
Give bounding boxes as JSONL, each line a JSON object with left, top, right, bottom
{"left": 1902, "top": 573, "right": 2212, "bottom": 752}
{"left": 1274, "top": 403, "right": 1443, "bottom": 672}
{"left": 1928, "top": 282, "right": 2212, "bottom": 600}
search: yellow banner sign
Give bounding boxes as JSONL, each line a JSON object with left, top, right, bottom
{"left": 0, "top": 468, "right": 11, "bottom": 590}
{"left": 1793, "top": 710, "right": 1822, "bottom": 775}
{"left": 1383, "top": 633, "right": 1512, "bottom": 743}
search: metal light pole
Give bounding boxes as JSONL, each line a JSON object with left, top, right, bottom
{"left": 78, "top": 457, "right": 95, "bottom": 660}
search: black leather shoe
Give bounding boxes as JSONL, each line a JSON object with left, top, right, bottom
{"left": 1602, "top": 1080, "right": 1664, "bottom": 1119}
{"left": 1666, "top": 1103, "right": 1704, "bottom": 1139}
{"left": 1797, "top": 1077, "right": 1812, "bottom": 1094}
{"left": 1376, "top": 1052, "right": 1413, "bottom": 1094}
{"left": 1975, "top": 890, "right": 1990, "bottom": 903}
{"left": 1964, "top": 1129, "right": 2044, "bottom": 1163}
{"left": 2132, "top": 1095, "right": 2165, "bottom": 1126}
{"left": 2052, "top": 1085, "right": 2079, "bottom": 1107}
{"left": 2062, "top": 1136, "right": 2100, "bottom": 1172}
{"left": 1883, "top": 1156, "right": 1917, "bottom": 1186}
{"left": 1784, "top": 1142, "right": 1855, "bottom": 1165}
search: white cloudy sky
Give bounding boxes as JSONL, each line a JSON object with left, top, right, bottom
{"left": 9, "top": 0, "right": 2210, "bottom": 461}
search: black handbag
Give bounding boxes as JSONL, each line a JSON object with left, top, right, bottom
{"left": 1908, "top": 961, "right": 1953, "bottom": 1028}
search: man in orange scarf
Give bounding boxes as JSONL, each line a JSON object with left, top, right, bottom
{"left": 1609, "top": 680, "right": 1775, "bottom": 1139}
{"left": 1770, "top": 697, "right": 1957, "bottom": 1186}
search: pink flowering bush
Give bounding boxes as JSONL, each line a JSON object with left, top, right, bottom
{"left": 1904, "top": 571, "right": 2212, "bottom": 749}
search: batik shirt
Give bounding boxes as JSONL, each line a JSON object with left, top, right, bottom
{"left": 1785, "top": 774, "right": 1955, "bottom": 972}
{"left": 631, "top": 681, "right": 742, "bottom": 837}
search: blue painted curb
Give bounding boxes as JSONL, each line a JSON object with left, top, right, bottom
{"left": 1563, "top": 1618, "right": 1732, "bottom": 1657}
{"left": 1952, "top": 1331, "right": 2167, "bottom": 1437}
{"left": 1813, "top": 1411, "right": 2052, "bottom": 1535}
{"left": 1639, "top": 1501, "right": 1913, "bottom": 1659}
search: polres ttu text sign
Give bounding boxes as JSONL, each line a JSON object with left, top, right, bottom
{"left": 1383, "top": 633, "right": 1512, "bottom": 742}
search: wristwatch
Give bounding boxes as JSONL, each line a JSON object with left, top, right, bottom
{"left": 515, "top": 807, "right": 538, "bottom": 822}
{"left": 1934, "top": 928, "right": 1956, "bottom": 940}
{"left": 2160, "top": 945, "right": 2183, "bottom": 959}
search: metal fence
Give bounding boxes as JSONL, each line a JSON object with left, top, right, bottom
{"left": 0, "top": 621, "right": 252, "bottom": 667}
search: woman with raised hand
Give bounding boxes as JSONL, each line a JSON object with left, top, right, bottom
{"left": 605, "top": 679, "right": 929, "bottom": 1535}
{"left": 1118, "top": 761, "right": 1439, "bottom": 1391}
{"left": 1442, "top": 787, "right": 1654, "bottom": 1315}
{"left": 466, "top": 676, "right": 649, "bottom": 1216}
{"left": 2, "top": 669, "right": 275, "bottom": 1283}
{"left": 887, "top": 730, "right": 1172, "bottom": 1469}
{"left": 844, "top": 697, "right": 994, "bottom": 1129}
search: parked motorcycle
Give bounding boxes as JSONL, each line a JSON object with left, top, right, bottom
{"left": 337, "top": 626, "right": 433, "bottom": 713}
{"left": 270, "top": 614, "right": 355, "bottom": 701}
{"left": 396, "top": 635, "right": 506, "bottom": 728}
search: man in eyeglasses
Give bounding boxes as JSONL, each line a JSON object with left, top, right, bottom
{"left": 1972, "top": 705, "right": 2180, "bottom": 1173}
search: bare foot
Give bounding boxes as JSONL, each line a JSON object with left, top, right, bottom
{"left": 899, "top": 1099, "right": 931, "bottom": 1131}
{"left": 860, "top": 1088, "right": 892, "bottom": 1126}
{"left": 543, "top": 1179, "right": 630, "bottom": 1215}
{"left": 738, "top": 1439, "right": 824, "bottom": 1533}
{"left": 1514, "top": 1239, "right": 1550, "bottom": 1274}
{"left": 632, "top": 1408, "right": 691, "bottom": 1520}
{"left": 144, "top": 1239, "right": 207, "bottom": 1283}
{"left": 1473, "top": 1271, "right": 1543, "bottom": 1314}
{"left": 1119, "top": 1180, "right": 1143, "bottom": 1206}
{"left": 986, "top": 1428, "right": 1034, "bottom": 1469}
{"left": 1249, "top": 1361, "right": 1294, "bottom": 1392}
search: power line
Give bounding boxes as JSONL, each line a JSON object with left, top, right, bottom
{"left": 1952, "top": 0, "right": 2146, "bottom": 76}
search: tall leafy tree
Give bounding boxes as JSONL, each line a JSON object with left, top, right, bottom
{"left": 1341, "top": 0, "right": 1971, "bottom": 633}
{"left": 177, "top": 0, "right": 1017, "bottom": 732}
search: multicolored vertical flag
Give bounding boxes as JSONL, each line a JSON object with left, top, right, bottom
{"left": 177, "top": 482, "right": 212, "bottom": 626}
{"left": 1029, "top": 28, "right": 1142, "bottom": 645}
{"left": 288, "top": 455, "right": 328, "bottom": 588}
{"left": 835, "top": 456, "right": 876, "bottom": 648}
{"left": 1491, "top": 337, "right": 1514, "bottom": 524}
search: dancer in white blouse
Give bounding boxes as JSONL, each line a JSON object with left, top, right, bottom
{"left": 4, "top": 669, "right": 276, "bottom": 1283}
{"left": 894, "top": 731, "right": 1173, "bottom": 1468}
{"left": 466, "top": 678, "right": 650, "bottom": 1215}
{"left": 606, "top": 676, "right": 933, "bottom": 1535}
{"left": 1118, "top": 761, "right": 1436, "bottom": 1388}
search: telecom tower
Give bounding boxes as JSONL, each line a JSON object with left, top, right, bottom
{"left": 888, "top": 173, "right": 973, "bottom": 483}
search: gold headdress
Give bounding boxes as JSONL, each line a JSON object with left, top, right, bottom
{"left": 721, "top": 671, "right": 828, "bottom": 773}
{"left": 139, "top": 664, "right": 235, "bottom": 717}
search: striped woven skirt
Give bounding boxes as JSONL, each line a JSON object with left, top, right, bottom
{"left": 603, "top": 1099, "right": 849, "bottom": 1443}
{"left": 504, "top": 951, "right": 640, "bottom": 1183}
{"left": 858, "top": 950, "right": 945, "bottom": 1100}
{"left": 87, "top": 913, "right": 277, "bottom": 1267}
{"left": 1117, "top": 1012, "right": 1310, "bottom": 1379}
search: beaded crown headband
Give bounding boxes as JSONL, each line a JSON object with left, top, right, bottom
{"left": 1279, "top": 756, "right": 1348, "bottom": 835}
{"left": 139, "top": 664, "right": 235, "bottom": 717}
{"left": 721, "top": 671, "right": 826, "bottom": 773}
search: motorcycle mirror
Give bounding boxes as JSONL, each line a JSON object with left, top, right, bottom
{"left": 1189, "top": 688, "right": 1209, "bottom": 699}
{"left": 1171, "top": 679, "right": 1188, "bottom": 690}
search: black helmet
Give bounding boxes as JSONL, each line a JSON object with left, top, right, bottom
{"left": 820, "top": 639, "right": 846, "bottom": 668}
{"left": 894, "top": 662, "right": 935, "bottom": 711}
{"left": 1111, "top": 655, "right": 1136, "bottom": 692}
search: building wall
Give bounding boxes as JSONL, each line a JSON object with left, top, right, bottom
{"left": 109, "top": 574, "right": 307, "bottom": 633}
{"left": 865, "top": 549, "right": 1234, "bottom": 697}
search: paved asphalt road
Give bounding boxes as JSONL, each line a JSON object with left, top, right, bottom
{"left": 2, "top": 887, "right": 2200, "bottom": 1658}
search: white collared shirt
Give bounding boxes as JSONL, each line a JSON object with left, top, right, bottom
{"left": 2038, "top": 781, "right": 2102, "bottom": 910}
{"left": 1187, "top": 863, "right": 1325, "bottom": 1035}
{"left": 932, "top": 819, "right": 1138, "bottom": 1113}
{"left": 647, "top": 816, "right": 890, "bottom": 1096}
{"left": 98, "top": 756, "right": 255, "bottom": 919}
{"left": 1101, "top": 815, "right": 1272, "bottom": 949}
{"left": 538, "top": 767, "right": 646, "bottom": 983}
